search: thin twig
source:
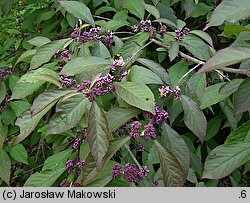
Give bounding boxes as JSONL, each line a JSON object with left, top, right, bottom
{"left": 218, "top": 67, "right": 250, "bottom": 76}
{"left": 93, "top": 15, "right": 111, "bottom": 21}
{"left": 176, "top": 63, "right": 202, "bottom": 87}
{"left": 125, "top": 144, "right": 141, "bottom": 168}
{"left": 113, "top": 31, "right": 134, "bottom": 35}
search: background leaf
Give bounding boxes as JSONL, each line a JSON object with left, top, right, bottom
{"left": 0, "top": 149, "right": 11, "bottom": 185}
{"left": 180, "top": 95, "right": 207, "bottom": 142}
{"left": 10, "top": 144, "right": 28, "bottom": 164}
{"left": 87, "top": 102, "right": 110, "bottom": 170}
{"left": 122, "top": 0, "right": 145, "bottom": 19}
{"left": 114, "top": 81, "right": 155, "bottom": 114}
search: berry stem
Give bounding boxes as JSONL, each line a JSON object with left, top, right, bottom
{"left": 125, "top": 144, "right": 141, "bottom": 168}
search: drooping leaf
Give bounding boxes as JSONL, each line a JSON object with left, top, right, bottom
{"left": 200, "top": 83, "right": 236, "bottom": 109}
{"left": 48, "top": 94, "right": 91, "bottom": 134}
{"left": 154, "top": 140, "right": 185, "bottom": 186}
{"left": 9, "top": 144, "right": 28, "bottom": 165}
{"left": 31, "top": 89, "right": 75, "bottom": 116}
{"left": 187, "top": 72, "right": 206, "bottom": 102}
{"left": 168, "top": 41, "right": 179, "bottom": 62}
{"left": 122, "top": 0, "right": 145, "bottom": 19}
{"left": 204, "top": 117, "right": 222, "bottom": 141}
{"left": 11, "top": 68, "right": 62, "bottom": 100}
{"left": 12, "top": 101, "right": 57, "bottom": 146}
{"left": 0, "top": 82, "right": 6, "bottom": 103}
{"left": 220, "top": 100, "right": 238, "bottom": 130}
{"left": 28, "top": 36, "right": 51, "bottom": 47}
{"left": 42, "top": 148, "right": 73, "bottom": 171}
{"left": 169, "top": 60, "right": 189, "bottom": 87}
{"left": 190, "top": 30, "right": 214, "bottom": 47}
{"left": 10, "top": 101, "right": 31, "bottom": 117}
{"left": 204, "top": 0, "right": 250, "bottom": 30}
{"left": 137, "top": 58, "right": 170, "bottom": 84}
{"left": 202, "top": 142, "right": 250, "bottom": 179}
{"left": 219, "top": 79, "right": 244, "bottom": 94}
{"left": 180, "top": 95, "right": 207, "bottom": 142}
{"left": 91, "top": 41, "right": 111, "bottom": 59}
{"left": 114, "top": 81, "right": 155, "bottom": 114}
{"left": 15, "top": 50, "right": 37, "bottom": 66}
{"left": 225, "top": 120, "right": 250, "bottom": 144}
{"left": 199, "top": 46, "right": 250, "bottom": 72}
{"left": 234, "top": 77, "right": 250, "bottom": 115}
{"left": 0, "top": 149, "right": 11, "bottom": 185}
{"left": 60, "top": 1, "right": 95, "bottom": 26}
{"left": 60, "top": 56, "right": 112, "bottom": 76}
{"left": 106, "top": 107, "right": 141, "bottom": 132}
{"left": 0, "top": 116, "right": 5, "bottom": 149}
{"left": 128, "top": 65, "right": 163, "bottom": 85}
{"left": 87, "top": 102, "right": 110, "bottom": 170}
{"left": 24, "top": 168, "right": 65, "bottom": 187}
{"left": 161, "top": 122, "right": 190, "bottom": 177}
{"left": 144, "top": 4, "right": 160, "bottom": 19}
{"left": 30, "top": 38, "right": 71, "bottom": 69}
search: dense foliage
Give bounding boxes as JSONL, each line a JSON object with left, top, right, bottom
{"left": 0, "top": 0, "right": 250, "bottom": 187}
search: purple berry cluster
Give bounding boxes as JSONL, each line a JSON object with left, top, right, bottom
{"left": 55, "top": 34, "right": 68, "bottom": 40}
{"left": 112, "top": 163, "right": 149, "bottom": 184}
{"left": 136, "top": 143, "right": 144, "bottom": 152}
{"left": 83, "top": 73, "right": 116, "bottom": 101}
{"left": 144, "top": 124, "right": 156, "bottom": 140}
{"left": 111, "top": 58, "right": 125, "bottom": 73}
{"left": 159, "top": 85, "right": 181, "bottom": 100}
{"left": 77, "top": 80, "right": 91, "bottom": 91}
{"left": 72, "top": 138, "right": 81, "bottom": 150}
{"left": 129, "top": 121, "right": 142, "bottom": 139}
{"left": 0, "top": 66, "right": 14, "bottom": 81}
{"left": 60, "top": 179, "right": 80, "bottom": 187}
{"left": 54, "top": 50, "right": 72, "bottom": 66}
{"left": 145, "top": 103, "right": 168, "bottom": 125}
{"left": 115, "top": 119, "right": 131, "bottom": 136}
{"left": 70, "top": 26, "right": 113, "bottom": 48}
{"left": 66, "top": 159, "right": 85, "bottom": 175}
{"left": 132, "top": 20, "right": 157, "bottom": 38}
{"left": 60, "top": 74, "right": 76, "bottom": 87}
{"left": 159, "top": 25, "right": 167, "bottom": 39}
{"left": 174, "top": 27, "right": 190, "bottom": 41}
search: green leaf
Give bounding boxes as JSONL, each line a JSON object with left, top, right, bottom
{"left": 204, "top": 117, "right": 222, "bottom": 141}
{"left": 87, "top": 102, "right": 110, "bottom": 170}
{"left": 60, "top": 1, "right": 95, "bottom": 26}
{"left": 12, "top": 102, "right": 57, "bottom": 146}
{"left": 0, "top": 82, "right": 6, "bottom": 103}
{"left": 168, "top": 41, "right": 179, "bottom": 62}
{"left": 181, "top": 34, "right": 213, "bottom": 61}
{"left": 189, "top": 3, "right": 212, "bottom": 18}
{"left": 219, "top": 79, "right": 244, "bottom": 94}
{"left": 224, "top": 25, "right": 250, "bottom": 39}
{"left": 114, "top": 81, "right": 155, "bottom": 114}
{"left": 234, "top": 77, "right": 250, "bottom": 115}
{"left": 137, "top": 58, "right": 170, "bottom": 84}
{"left": 169, "top": 60, "right": 189, "bottom": 87}
{"left": 80, "top": 141, "right": 90, "bottom": 161}
{"left": 161, "top": 122, "right": 190, "bottom": 177}
{"left": 144, "top": 4, "right": 160, "bottom": 19}
{"left": 42, "top": 149, "right": 72, "bottom": 171}
{"left": 91, "top": 41, "right": 111, "bottom": 59}
{"left": 225, "top": 120, "right": 250, "bottom": 144}
{"left": 9, "top": 144, "right": 28, "bottom": 165}
{"left": 200, "top": 83, "right": 236, "bottom": 109}
{"left": 154, "top": 18, "right": 177, "bottom": 29}
{"left": 84, "top": 161, "right": 116, "bottom": 186}
{"left": 187, "top": 72, "right": 206, "bottom": 102}
{"left": 202, "top": 142, "right": 250, "bottom": 179}
{"left": 24, "top": 168, "right": 65, "bottom": 187}
{"left": 154, "top": 140, "right": 185, "bottom": 186}
{"left": 190, "top": 30, "right": 214, "bottom": 47}
{"left": 128, "top": 65, "right": 163, "bottom": 85}
{"left": 11, "top": 68, "right": 62, "bottom": 100}
{"left": 106, "top": 20, "right": 129, "bottom": 31}
{"left": 199, "top": 46, "right": 250, "bottom": 72}
{"left": 180, "top": 95, "right": 207, "bottom": 142}
{"left": 31, "top": 90, "right": 75, "bottom": 116}
{"left": 48, "top": 94, "right": 91, "bottom": 134}
{"left": 0, "top": 116, "right": 5, "bottom": 149}
{"left": 10, "top": 101, "right": 31, "bottom": 117}
{"left": 220, "top": 100, "right": 238, "bottom": 130}
{"left": 204, "top": 0, "right": 250, "bottom": 30}
{"left": 15, "top": 50, "right": 37, "bottom": 66}
{"left": 106, "top": 107, "right": 141, "bottom": 132}
{"left": 28, "top": 36, "right": 51, "bottom": 47}
{"left": 122, "top": 0, "right": 145, "bottom": 19}
{"left": 30, "top": 38, "right": 71, "bottom": 69}
{"left": 0, "top": 149, "right": 11, "bottom": 185}
{"left": 60, "top": 56, "right": 112, "bottom": 76}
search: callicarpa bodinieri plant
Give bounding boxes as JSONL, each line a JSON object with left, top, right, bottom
{"left": 0, "top": 0, "right": 250, "bottom": 187}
